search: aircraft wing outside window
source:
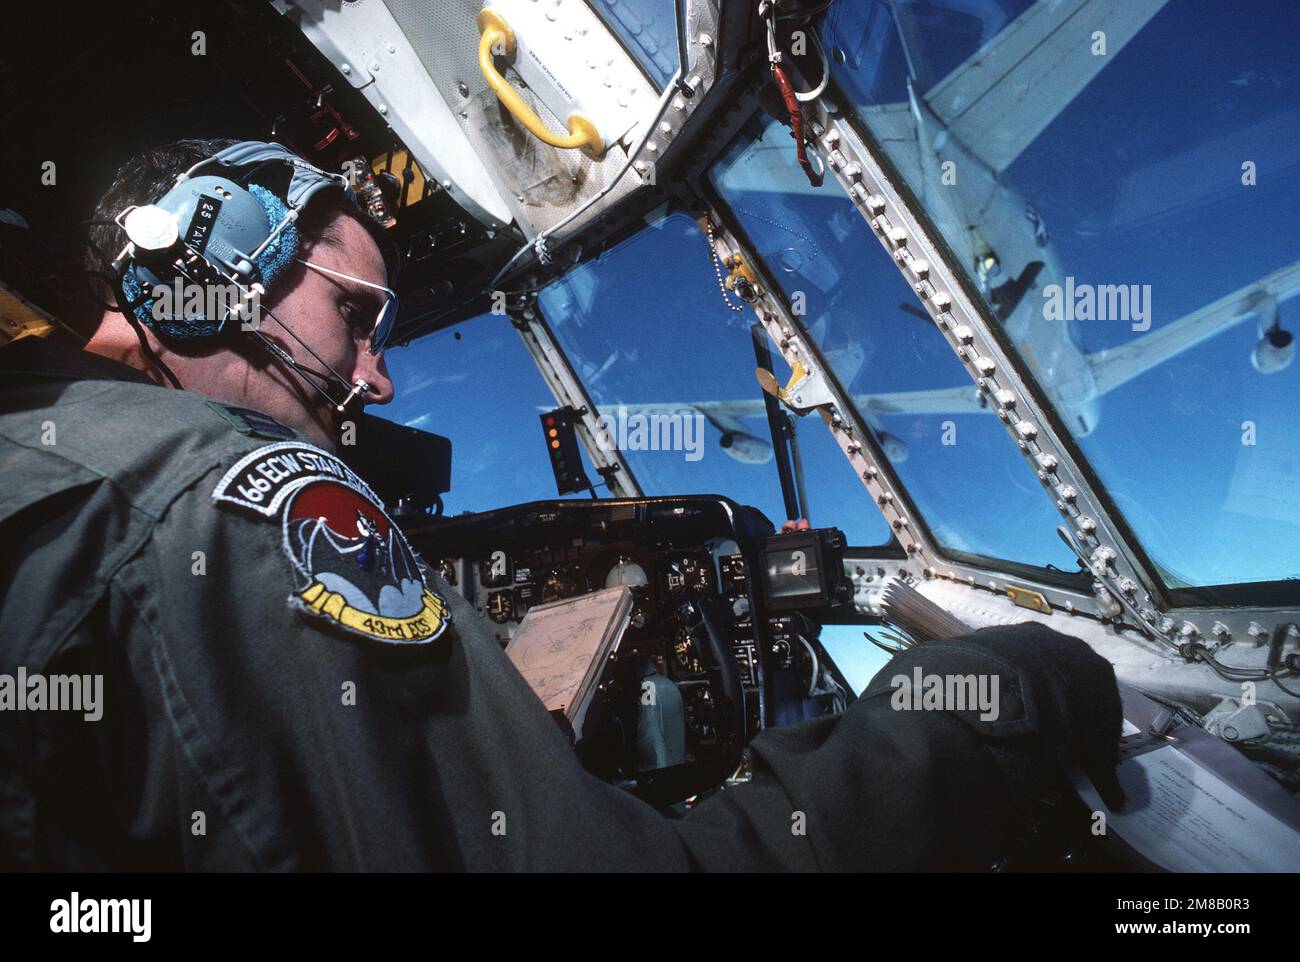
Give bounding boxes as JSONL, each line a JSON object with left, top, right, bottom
{"left": 919, "top": 0, "right": 1169, "bottom": 174}
{"left": 610, "top": 384, "right": 988, "bottom": 422}
{"left": 1087, "top": 259, "right": 1300, "bottom": 395}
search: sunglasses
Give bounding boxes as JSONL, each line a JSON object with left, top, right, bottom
{"left": 296, "top": 257, "right": 398, "bottom": 355}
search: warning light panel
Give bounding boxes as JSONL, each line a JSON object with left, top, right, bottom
{"left": 540, "top": 407, "right": 592, "bottom": 495}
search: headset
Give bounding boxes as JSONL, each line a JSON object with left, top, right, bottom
{"left": 99, "top": 141, "right": 397, "bottom": 413}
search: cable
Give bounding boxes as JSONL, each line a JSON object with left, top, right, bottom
{"left": 125, "top": 310, "right": 184, "bottom": 389}
{"left": 488, "top": 66, "right": 685, "bottom": 293}
{"left": 793, "top": 28, "right": 830, "bottom": 102}
{"left": 797, "top": 633, "right": 819, "bottom": 698}
{"left": 776, "top": 1, "right": 834, "bottom": 19}
{"left": 1270, "top": 669, "right": 1300, "bottom": 699}
{"left": 84, "top": 230, "right": 186, "bottom": 389}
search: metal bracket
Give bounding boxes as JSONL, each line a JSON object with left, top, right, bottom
{"left": 756, "top": 360, "right": 834, "bottom": 415}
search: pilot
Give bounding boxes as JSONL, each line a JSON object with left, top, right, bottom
{"left": 0, "top": 138, "right": 1126, "bottom": 871}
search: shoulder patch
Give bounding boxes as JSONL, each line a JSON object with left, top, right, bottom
{"left": 206, "top": 402, "right": 300, "bottom": 441}
{"left": 212, "top": 442, "right": 450, "bottom": 645}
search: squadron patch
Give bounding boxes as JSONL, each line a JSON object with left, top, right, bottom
{"left": 211, "top": 442, "right": 450, "bottom": 645}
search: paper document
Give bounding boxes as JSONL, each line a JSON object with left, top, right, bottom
{"left": 505, "top": 586, "right": 633, "bottom": 732}
{"left": 1094, "top": 744, "right": 1300, "bottom": 872}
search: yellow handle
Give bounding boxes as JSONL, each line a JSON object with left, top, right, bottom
{"left": 477, "top": 9, "right": 604, "bottom": 157}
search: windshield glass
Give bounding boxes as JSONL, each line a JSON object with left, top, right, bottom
{"left": 709, "top": 111, "right": 1079, "bottom": 573}
{"left": 825, "top": 0, "right": 1300, "bottom": 589}
{"left": 538, "top": 212, "right": 894, "bottom": 546}
{"left": 382, "top": 313, "right": 590, "bottom": 512}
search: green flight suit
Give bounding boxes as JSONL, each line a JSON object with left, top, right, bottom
{"left": 0, "top": 335, "right": 1124, "bottom": 871}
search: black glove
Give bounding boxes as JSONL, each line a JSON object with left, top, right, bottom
{"left": 863, "top": 621, "right": 1126, "bottom": 810}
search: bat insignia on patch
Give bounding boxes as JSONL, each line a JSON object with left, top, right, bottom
{"left": 212, "top": 442, "right": 450, "bottom": 645}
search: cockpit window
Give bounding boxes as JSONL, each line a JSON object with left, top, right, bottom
{"left": 588, "top": 0, "right": 680, "bottom": 89}
{"left": 384, "top": 313, "right": 589, "bottom": 512}
{"left": 826, "top": 0, "right": 1300, "bottom": 591}
{"left": 708, "top": 112, "right": 1079, "bottom": 573}
{"left": 538, "top": 212, "right": 894, "bottom": 546}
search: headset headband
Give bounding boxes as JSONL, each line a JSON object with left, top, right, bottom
{"left": 190, "top": 141, "right": 355, "bottom": 211}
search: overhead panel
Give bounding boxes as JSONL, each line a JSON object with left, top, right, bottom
{"left": 275, "top": 0, "right": 663, "bottom": 240}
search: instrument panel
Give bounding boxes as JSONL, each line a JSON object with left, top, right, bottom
{"left": 406, "top": 497, "right": 849, "bottom": 806}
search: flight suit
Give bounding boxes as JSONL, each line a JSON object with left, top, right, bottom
{"left": 0, "top": 336, "right": 1124, "bottom": 871}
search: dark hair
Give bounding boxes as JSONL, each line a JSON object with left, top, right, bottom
{"left": 82, "top": 137, "right": 398, "bottom": 313}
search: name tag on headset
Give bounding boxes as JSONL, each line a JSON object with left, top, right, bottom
{"left": 184, "top": 195, "right": 223, "bottom": 255}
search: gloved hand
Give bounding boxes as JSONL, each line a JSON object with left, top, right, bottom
{"left": 864, "top": 621, "right": 1126, "bottom": 810}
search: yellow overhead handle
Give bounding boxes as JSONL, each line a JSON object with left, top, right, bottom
{"left": 476, "top": 9, "right": 604, "bottom": 157}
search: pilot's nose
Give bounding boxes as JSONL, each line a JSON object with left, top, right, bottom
{"left": 354, "top": 350, "right": 395, "bottom": 406}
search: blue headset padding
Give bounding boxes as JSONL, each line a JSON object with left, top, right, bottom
{"left": 208, "top": 141, "right": 354, "bottom": 210}
{"left": 125, "top": 179, "right": 300, "bottom": 339}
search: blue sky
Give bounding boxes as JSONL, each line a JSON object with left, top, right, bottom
{"left": 380, "top": 0, "right": 1300, "bottom": 687}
